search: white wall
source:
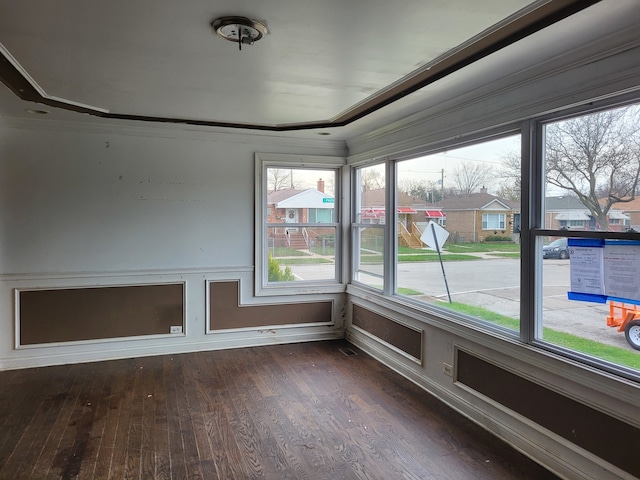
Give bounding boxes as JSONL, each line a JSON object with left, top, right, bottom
{"left": 0, "top": 122, "right": 347, "bottom": 369}
{"left": 0, "top": 125, "right": 343, "bottom": 273}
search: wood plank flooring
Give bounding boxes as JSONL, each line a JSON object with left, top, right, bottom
{"left": 0, "top": 340, "right": 560, "bottom": 479}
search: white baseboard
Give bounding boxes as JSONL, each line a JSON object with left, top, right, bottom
{"left": 1, "top": 328, "right": 344, "bottom": 371}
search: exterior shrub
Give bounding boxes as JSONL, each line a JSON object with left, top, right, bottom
{"left": 484, "top": 235, "right": 512, "bottom": 242}
{"left": 268, "top": 255, "right": 295, "bottom": 281}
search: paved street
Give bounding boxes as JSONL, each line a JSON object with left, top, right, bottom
{"left": 289, "top": 257, "right": 636, "bottom": 351}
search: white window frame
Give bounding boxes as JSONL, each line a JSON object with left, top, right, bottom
{"left": 529, "top": 99, "right": 640, "bottom": 381}
{"left": 351, "top": 104, "right": 640, "bottom": 382}
{"left": 386, "top": 131, "right": 522, "bottom": 332}
{"left": 255, "top": 153, "right": 346, "bottom": 297}
{"left": 482, "top": 213, "right": 506, "bottom": 230}
{"left": 351, "top": 161, "right": 391, "bottom": 294}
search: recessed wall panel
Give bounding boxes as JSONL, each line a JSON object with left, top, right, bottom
{"left": 457, "top": 349, "right": 640, "bottom": 477}
{"left": 19, "top": 284, "right": 184, "bottom": 345}
{"left": 352, "top": 304, "right": 422, "bottom": 361}
{"left": 209, "top": 281, "right": 332, "bottom": 330}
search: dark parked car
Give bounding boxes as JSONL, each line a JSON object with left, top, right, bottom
{"left": 543, "top": 238, "right": 570, "bottom": 259}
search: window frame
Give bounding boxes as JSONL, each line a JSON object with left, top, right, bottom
{"left": 527, "top": 100, "right": 640, "bottom": 380}
{"left": 386, "top": 131, "right": 523, "bottom": 338}
{"left": 351, "top": 161, "right": 390, "bottom": 293}
{"left": 255, "top": 153, "right": 346, "bottom": 297}
{"left": 349, "top": 95, "right": 640, "bottom": 382}
{"left": 482, "top": 213, "right": 507, "bottom": 230}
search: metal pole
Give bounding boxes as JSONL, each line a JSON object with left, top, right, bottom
{"left": 432, "top": 222, "right": 452, "bottom": 303}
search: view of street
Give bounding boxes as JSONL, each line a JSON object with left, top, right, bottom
{"left": 289, "top": 258, "right": 635, "bottom": 351}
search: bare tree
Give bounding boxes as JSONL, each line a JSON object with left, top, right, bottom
{"left": 398, "top": 179, "right": 433, "bottom": 202}
{"left": 268, "top": 168, "right": 293, "bottom": 192}
{"left": 497, "top": 151, "right": 522, "bottom": 201}
{"left": 450, "top": 162, "right": 494, "bottom": 195}
{"left": 360, "top": 168, "right": 384, "bottom": 192}
{"left": 545, "top": 105, "right": 640, "bottom": 230}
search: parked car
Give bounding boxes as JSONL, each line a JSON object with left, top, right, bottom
{"left": 543, "top": 237, "right": 570, "bottom": 259}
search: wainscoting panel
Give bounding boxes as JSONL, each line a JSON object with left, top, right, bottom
{"left": 18, "top": 283, "right": 184, "bottom": 345}
{"left": 209, "top": 281, "right": 332, "bottom": 330}
{"left": 352, "top": 303, "right": 422, "bottom": 361}
{"left": 456, "top": 349, "right": 640, "bottom": 478}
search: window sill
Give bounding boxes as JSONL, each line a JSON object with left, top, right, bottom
{"left": 255, "top": 282, "right": 347, "bottom": 297}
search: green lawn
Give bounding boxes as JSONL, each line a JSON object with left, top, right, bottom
{"left": 279, "top": 257, "right": 334, "bottom": 265}
{"left": 398, "top": 287, "right": 423, "bottom": 295}
{"left": 371, "top": 286, "right": 423, "bottom": 295}
{"left": 270, "top": 247, "right": 310, "bottom": 257}
{"left": 445, "top": 242, "right": 520, "bottom": 253}
{"left": 398, "top": 243, "right": 521, "bottom": 259}
{"left": 486, "top": 252, "right": 521, "bottom": 259}
{"left": 445, "top": 302, "right": 640, "bottom": 370}
{"left": 361, "top": 253, "right": 480, "bottom": 263}
{"left": 398, "top": 246, "right": 429, "bottom": 254}
{"left": 310, "top": 246, "right": 335, "bottom": 256}
{"left": 275, "top": 242, "right": 520, "bottom": 259}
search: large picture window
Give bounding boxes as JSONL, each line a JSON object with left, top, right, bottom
{"left": 350, "top": 99, "right": 640, "bottom": 380}
{"left": 536, "top": 103, "right": 640, "bottom": 373}
{"left": 393, "top": 135, "right": 522, "bottom": 333}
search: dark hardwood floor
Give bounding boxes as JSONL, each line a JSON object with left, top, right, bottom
{"left": 0, "top": 340, "right": 560, "bottom": 479}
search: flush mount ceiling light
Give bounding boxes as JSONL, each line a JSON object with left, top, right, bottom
{"left": 211, "top": 16, "right": 267, "bottom": 51}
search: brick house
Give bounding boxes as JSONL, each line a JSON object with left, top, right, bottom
{"left": 545, "top": 196, "right": 631, "bottom": 231}
{"left": 608, "top": 197, "right": 640, "bottom": 230}
{"left": 434, "top": 189, "right": 520, "bottom": 243}
{"left": 267, "top": 179, "right": 335, "bottom": 249}
{"left": 360, "top": 188, "right": 445, "bottom": 246}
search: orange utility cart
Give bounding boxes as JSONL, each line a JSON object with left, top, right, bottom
{"left": 607, "top": 301, "right": 640, "bottom": 350}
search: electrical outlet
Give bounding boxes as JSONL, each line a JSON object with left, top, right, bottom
{"left": 442, "top": 363, "right": 453, "bottom": 377}
{"left": 170, "top": 326, "right": 183, "bottom": 334}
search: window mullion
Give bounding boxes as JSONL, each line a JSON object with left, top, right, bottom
{"left": 520, "top": 119, "right": 541, "bottom": 344}
{"left": 385, "top": 160, "right": 395, "bottom": 296}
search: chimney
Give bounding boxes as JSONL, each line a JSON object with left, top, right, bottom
{"left": 480, "top": 186, "right": 487, "bottom": 194}
{"left": 317, "top": 178, "right": 325, "bottom": 193}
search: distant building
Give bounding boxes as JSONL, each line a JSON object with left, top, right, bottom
{"left": 267, "top": 179, "right": 335, "bottom": 249}
{"left": 607, "top": 197, "right": 640, "bottom": 230}
{"left": 545, "top": 196, "right": 630, "bottom": 231}
{"left": 433, "top": 188, "right": 520, "bottom": 243}
{"left": 360, "top": 188, "right": 445, "bottom": 247}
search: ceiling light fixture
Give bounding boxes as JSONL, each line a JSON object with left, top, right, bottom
{"left": 211, "top": 16, "right": 267, "bottom": 51}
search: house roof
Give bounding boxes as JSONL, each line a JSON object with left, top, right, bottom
{"left": 608, "top": 197, "right": 640, "bottom": 212}
{"left": 268, "top": 188, "right": 334, "bottom": 209}
{"left": 546, "top": 196, "right": 587, "bottom": 210}
{"left": 361, "top": 189, "right": 429, "bottom": 209}
{"left": 552, "top": 209, "right": 629, "bottom": 221}
{"left": 435, "top": 192, "right": 517, "bottom": 211}
{"left": 554, "top": 211, "right": 591, "bottom": 221}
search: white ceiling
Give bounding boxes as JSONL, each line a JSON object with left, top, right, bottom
{"left": 0, "top": 0, "right": 637, "bottom": 138}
